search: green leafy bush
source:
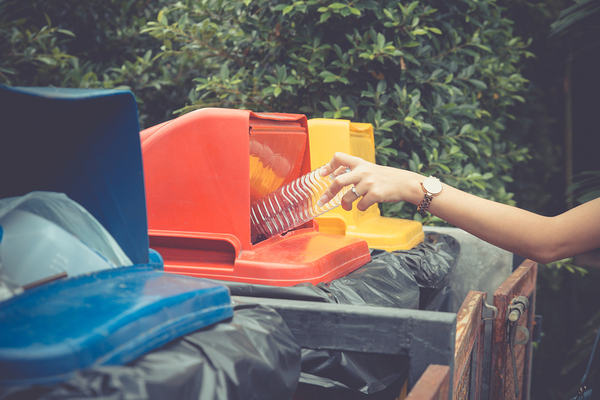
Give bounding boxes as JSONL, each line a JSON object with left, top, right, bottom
{"left": 0, "top": 0, "right": 191, "bottom": 128}
{"left": 143, "top": 0, "right": 533, "bottom": 221}
{"left": 1, "top": 0, "right": 534, "bottom": 221}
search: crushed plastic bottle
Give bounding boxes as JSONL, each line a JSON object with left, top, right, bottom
{"left": 250, "top": 165, "right": 352, "bottom": 239}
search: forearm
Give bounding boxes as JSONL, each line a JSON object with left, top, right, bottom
{"left": 401, "top": 171, "right": 600, "bottom": 263}
{"left": 321, "top": 152, "right": 600, "bottom": 263}
{"left": 427, "top": 184, "right": 556, "bottom": 263}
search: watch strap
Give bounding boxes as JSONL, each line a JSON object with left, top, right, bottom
{"left": 417, "top": 193, "right": 433, "bottom": 215}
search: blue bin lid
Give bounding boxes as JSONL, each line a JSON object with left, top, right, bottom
{"left": 0, "top": 85, "right": 148, "bottom": 265}
{"left": 0, "top": 266, "right": 233, "bottom": 386}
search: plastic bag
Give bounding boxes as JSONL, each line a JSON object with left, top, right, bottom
{"left": 298, "top": 349, "right": 409, "bottom": 397}
{"left": 392, "top": 232, "right": 460, "bottom": 311}
{"left": 0, "top": 304, "right": 301, "bottom": 400}
{"left": 225, "top": 233, "right": 459, "bottom": 311}
{"left": 225, "top": 233, "right": 459, "bottom": 397}
{"left": 0, "top": 191, "right": 132, "bottom": 268}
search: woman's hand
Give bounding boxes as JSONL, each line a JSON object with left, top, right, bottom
{"left": 318, "top": 152, "right": 423, "bottom": 211}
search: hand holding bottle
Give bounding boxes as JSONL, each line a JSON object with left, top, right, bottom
{"left": 318, "top": 152, "right": 425, "bottom": 212}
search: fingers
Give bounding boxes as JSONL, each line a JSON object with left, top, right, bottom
{"left": 317, "top": 173, "right": 353, "bottom": 207}
{"left": 318, "top": 152, "right": 377, "bottom": 209}
{"left": 319, "top": 152, "right": 361, "bottom": 177}
{"left": 318, "top": 153, "right": 415, "bottom": 212}
{"left": 317, "top": 153, "right": 360, "bottom": 207}
{"left": 341, "top": 185, "right": 365, "bottom": 211}
{"left": 317, "top": 152, "right": 387, "bottom": 211}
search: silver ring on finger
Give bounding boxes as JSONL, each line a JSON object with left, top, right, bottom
{"left": 351, "top": 186, "right": 361, "bottom": 198}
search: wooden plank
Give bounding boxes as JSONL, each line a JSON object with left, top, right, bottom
{"left": 454, "top": 291, "right": 486, "bottom": 400}
{"left": 490, "top": 260, "right": 537, "bottom": 400}
{"left": 405, "top": 364, "right": 450, "bottom": 400}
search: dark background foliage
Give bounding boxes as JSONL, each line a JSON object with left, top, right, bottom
{"left": 1, "top": 0, "right": 599, "bottom": 399}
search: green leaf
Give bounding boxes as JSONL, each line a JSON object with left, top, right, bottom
{"left": 409, "top": 159, "right": 418, "bottom": 172}
{"left": 578, "top": 190, "right": 600, "bottom": 203}
{"left": 437, "top": 163, "right": 452, "bottom": 173}
{"left": 406, "top": 1, "right": 419, "bottom": 16}
{"left": 403, "top": 41, "right": 420, "bottom": 48}
{"left": 464, "top": 141, "right": 479, "bottom": 154}
{"left": 320, "top": 10, "right": 331, "bottom": 22}
{"left": 57, "top": 29, "right": 75, "bottom": 37}
{"left": 37, "top": 56, "right": 56, "bottom": 65}
{"left": 157, "top": 10, "right": 168, "bottom": 25}
{"left": 475, "top": 44, "right": 493, "bottom": 53}
{"left": 377, "top": 33, "right": 385, "bottom": 48}
{"left": 220, "top": 64, "right": 229, "bottom": 81}
{"left": 429, "top": 68, "right": 444, "bottom": 80}
{"left": 177, "top": 13, "right": 188, "bottom": 27}
{"left": 468, "top": 79, "right": 487, "bottom": 89}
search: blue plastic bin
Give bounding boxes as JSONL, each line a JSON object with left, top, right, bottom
{"left": 0, "top": 85, "right": 233, "bottom": 386}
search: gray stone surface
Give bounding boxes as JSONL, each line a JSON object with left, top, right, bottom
{"left": 426, "top": 226, "right": 513, "bottom": 312}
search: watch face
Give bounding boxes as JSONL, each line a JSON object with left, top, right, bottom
{"left": 423, "top": 176, "right": 442, "bottom": 195}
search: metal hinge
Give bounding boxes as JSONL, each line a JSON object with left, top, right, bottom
{"left": 507, "top": 295, "right": 531, "bottom": 398}
{"left": 482, "top": 300, "right": 498, "bottom": 321}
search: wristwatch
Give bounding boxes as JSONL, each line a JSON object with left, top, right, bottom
{"left": 417, "top": 176, "right": 442, "bottom": 215}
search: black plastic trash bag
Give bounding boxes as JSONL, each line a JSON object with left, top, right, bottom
{"left": 225, "top": 233, "right": 459, "bottom": 398}
{"left": 316, "top": 248, "right": 421, "bottom": 309}
{"left": 394, "top": 232, "right": 460, "bottom": 311}
{"left": 298, "top": 349, "right": 410, "bottom": 398}
{"left": 0, "top": 304, "right": 301, "bottom": 400}
{"left": 225, "top": 233, "right": 459, "bottom": 311}
{"left": 296, "top": 233, "right": 458, "bottom": 396}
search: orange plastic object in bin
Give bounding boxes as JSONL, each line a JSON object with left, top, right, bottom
{"left": 141, "top": 108, "right": 371, "bottom": 286}
{"left": 307, "top": 118, "right": 424, "bottom": 251}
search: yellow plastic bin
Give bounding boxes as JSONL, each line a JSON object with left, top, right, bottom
{"left": 307, "top": 118, "right": 424, "bottom": 251}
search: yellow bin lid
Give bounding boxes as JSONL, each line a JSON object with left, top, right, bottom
{"left": 307, "top": 118, "right": 424, "bottom": 251}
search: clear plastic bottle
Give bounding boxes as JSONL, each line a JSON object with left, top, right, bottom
{"left": 250, "top": 165, "right": 351, "bottom": 239}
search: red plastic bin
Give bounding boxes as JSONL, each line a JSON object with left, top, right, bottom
{"left": 141, "top": 108, "right": 371, "bottom": 286}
